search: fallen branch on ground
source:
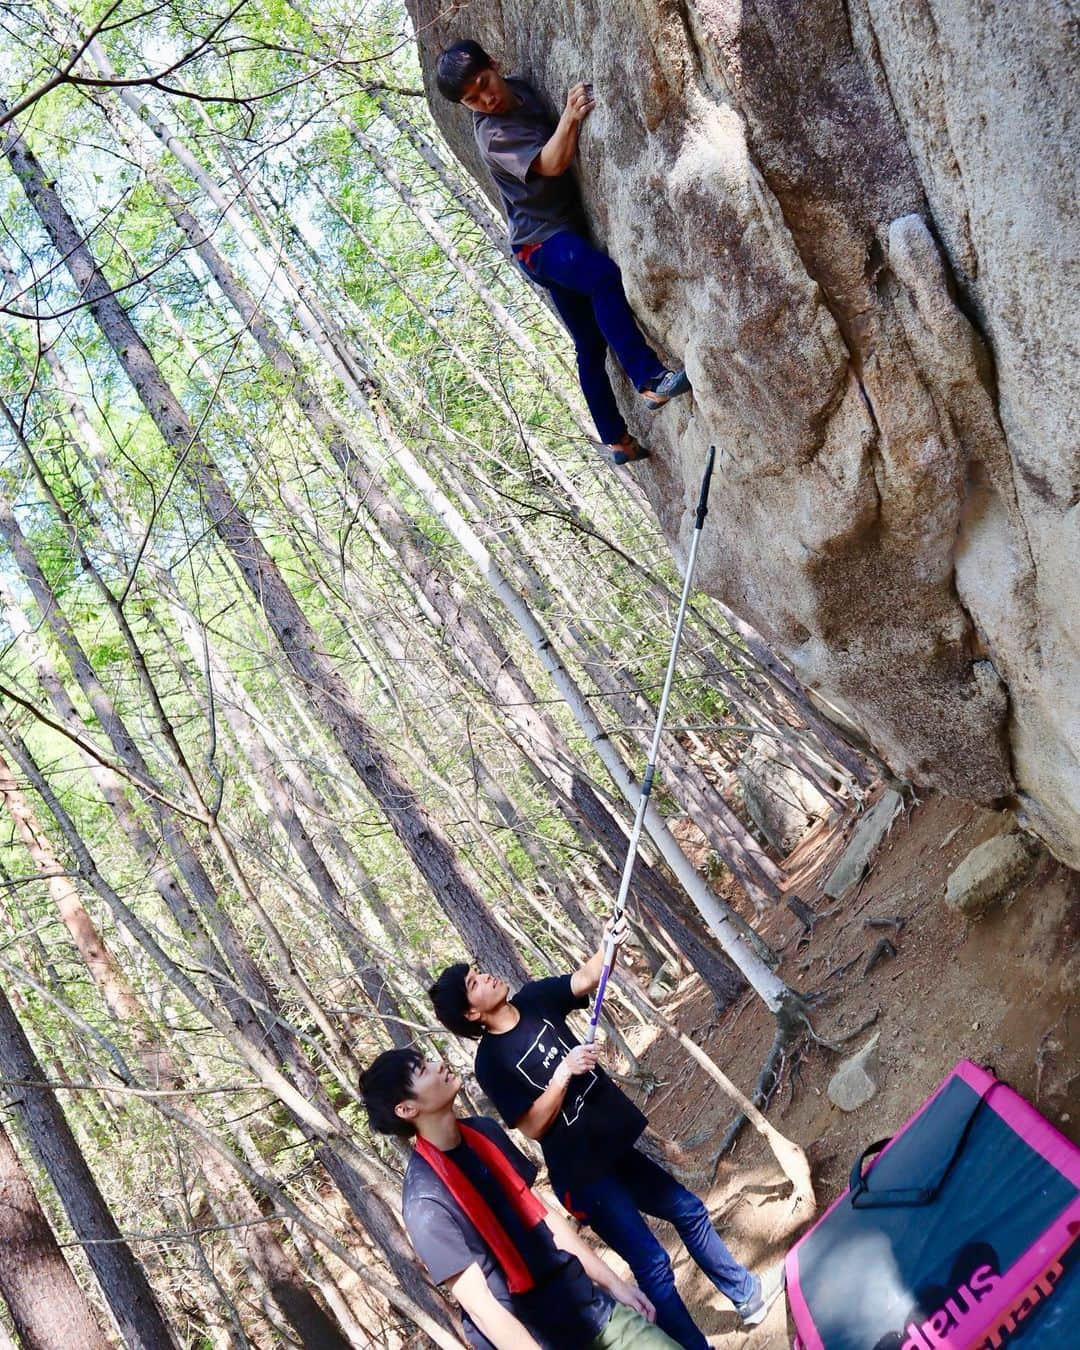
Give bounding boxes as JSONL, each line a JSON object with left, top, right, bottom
{"left": 664, "top": 1018, "right": 815, "bottom": 1214}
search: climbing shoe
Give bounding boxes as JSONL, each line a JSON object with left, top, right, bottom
{"left": 641, "top": 367, "right": 692, "bottom": 410}
{"left": 609, "top": 435, "right": 650, "bottom": 466}
{"left": 736, "top": 1263, "right": 786, "bottom": 1327}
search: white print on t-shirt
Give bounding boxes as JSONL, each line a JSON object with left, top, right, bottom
{"left": 515, "top": 1019, "right": 596, "bottom": 1126}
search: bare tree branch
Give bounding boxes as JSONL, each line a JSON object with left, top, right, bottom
{"left": 0, "top": 678, "right": 211, "bottom": 826}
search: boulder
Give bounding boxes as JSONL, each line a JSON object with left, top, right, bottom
{"left": 945, "top": 833, "right": 1041, "bottom": 918}
{"left": 823, "top": 789, "right": 903, "bottom": 899}
{"left": 407, "top": 0, "right": 1080, "bottom": 868}
{"left": 737, "top": 735, "right": 831, "bottom": 853}
{"left": 828, "top": 1032, "right": 882, "bottom": 1113}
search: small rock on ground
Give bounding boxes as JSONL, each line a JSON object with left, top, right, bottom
{"left": 945, "top": 833, "right": 1040, "bottom": 917}
{"left": 828, "top": 1031, "right": 882, "bottom": 1112}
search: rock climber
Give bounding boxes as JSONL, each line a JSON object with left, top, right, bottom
{"left": 435, "top": 39, "right": 691, "bottom": 467}
{"left": 428, "top": 918, "right": 786, "bottom": 1348}
{"left": 360, "top": 1046, "right": 682, "bottom": 1348}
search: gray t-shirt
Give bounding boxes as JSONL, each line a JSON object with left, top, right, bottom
{"left": 402, "top": 1115, "right": 612, "bottom": 1349}
{"left": 473, "top": 77, "right": 588, "bottom": 249}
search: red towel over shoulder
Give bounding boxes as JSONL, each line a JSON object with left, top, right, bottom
{"left": 415, "top": 1122, "right": 547, "bottom": 1294}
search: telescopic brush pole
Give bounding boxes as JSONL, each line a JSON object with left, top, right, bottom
{"left": 585, "top": 445, "right": 717, "bottom": 1045}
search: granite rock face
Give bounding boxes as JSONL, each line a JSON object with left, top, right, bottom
{"left": 407, "top": 0, "right": 1080, "bottom": 865}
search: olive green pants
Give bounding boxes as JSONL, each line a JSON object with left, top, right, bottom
{"left": 590, "top": 1302, "right": 683, "bottom": 1348}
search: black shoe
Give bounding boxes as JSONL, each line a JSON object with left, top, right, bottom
{"left": 641, "top": 368, "right": 691, "bottom": 410}
{"left": 609, "top": 435, "right": 651, "bottom": 466}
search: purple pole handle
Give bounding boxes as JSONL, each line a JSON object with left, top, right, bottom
{"left": 585, "top": 935, "right": 617, "bottom": 1045}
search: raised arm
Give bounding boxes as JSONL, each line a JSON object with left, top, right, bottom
{"left": 532, "top": 82, "right": 595, "bottom": 177}
{"left": 451, "top": 1264, "right": 545, "bottom": 1349}
{"left": 570, "top": 915, "right": 628, "bottom": 997}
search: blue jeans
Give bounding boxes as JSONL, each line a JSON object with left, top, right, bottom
{"left": 520, "top": 231, "right": 666, "bottom": 444}
{"left": 566, "top": 1148, "right": 754, "bottom": 1350}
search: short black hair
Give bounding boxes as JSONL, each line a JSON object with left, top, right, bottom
{"left": 435, "top": 40, "right": 494, "bottom": 103}
{"left": 429, "top": 962, "right": 482, "bottom": 1038}
{"left": 359, "top": 1047, "right": 424, "bottom": 1136}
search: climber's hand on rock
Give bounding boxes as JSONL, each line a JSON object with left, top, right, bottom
{"left": 564, "top": 82, "right": 595, "bottom": 123}
{"left": 537, "top": 84, "right": 594, "bottom": 175}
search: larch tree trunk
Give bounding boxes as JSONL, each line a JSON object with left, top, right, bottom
{"left": 0, "top": 1116, "right": 112, "bottom": 1350}
{"left": 0, "top": 984, "right": 178, "bottom": 1350}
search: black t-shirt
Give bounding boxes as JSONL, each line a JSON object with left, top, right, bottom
{"left": 402, "top": 1115, "right": 612, "bottom": 1349}
{"left": 473, "top": 77, "right": 589, "bottom": 248}
{"left": 475, "top": 976, "right": 647, "bottom": 1195}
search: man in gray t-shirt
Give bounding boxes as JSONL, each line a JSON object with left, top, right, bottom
{"left": 360, "top": 1047, "right": 680, "bottom": 1349}
{"left": 436, "top": 40, "right": 692, "bottom": 467}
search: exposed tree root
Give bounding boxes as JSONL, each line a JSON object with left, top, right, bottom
{"left": 863, "top": 937, "right": 897, "bottom": 977}
{"left": 717, "top": 1022, "right": 789, "bottom": 1158}
{"left": 611, "top": 1068, "right": 664, "bottom": 1096}
{"left": 715, "top": 998, "right": 880, "bottom": 1175}
{"left": 799, "top": 1006, "right": 880, "bottom": 1052}
{"left": 864, "top": 914, "right": 907, "bottom": 935}
{"left": 787, "top": 895, "right": 838, "bottom": 948}
{"left": 675, "top": 1024, "right": 815, "bottom": 1213}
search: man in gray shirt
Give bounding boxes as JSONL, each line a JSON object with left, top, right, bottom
{"left": 436, "top": 40, "right": 691, "bottom": 466}
{"left": 360, "top": 1047, "right": 681, "bottom": 1348}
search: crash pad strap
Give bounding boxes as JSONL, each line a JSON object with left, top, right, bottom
{"left": 849, "top": 1078, "right": 998, "bottom": 1209}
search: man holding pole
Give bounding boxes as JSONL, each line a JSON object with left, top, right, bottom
{"left": 429, "top": 921, "right": 785, "bottom": 1347}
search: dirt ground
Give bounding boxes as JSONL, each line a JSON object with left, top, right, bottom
{"left": 607, "top": 789, "right": 1080, "bottom": 1348}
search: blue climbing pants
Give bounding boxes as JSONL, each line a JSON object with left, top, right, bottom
{"left": 566, "top": 1147, "right": 755, "bottom": 1350}
{"left": 519, "top": 230, "right": 665, "bottom": 445}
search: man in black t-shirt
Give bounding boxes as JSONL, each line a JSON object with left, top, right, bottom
{"left": 360, "top": 1046, "right": 679, "bottom": 1349}
{"left": 435, "top": 39, "right": 692, "bottom": 468}
{"left": 430, "top": 922, "right": 786, "bottom": 1349}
